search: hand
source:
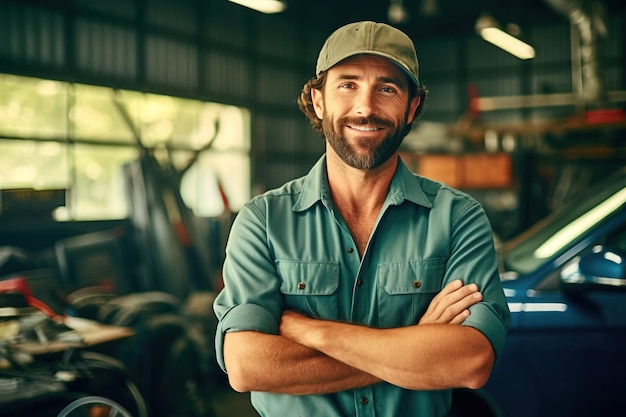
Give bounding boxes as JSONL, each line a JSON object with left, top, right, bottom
{"left": 418, "top": 279, "right": 483, "bottom": 325}
{"left": 279, "top": 310, "right": 313, "bottom": 345}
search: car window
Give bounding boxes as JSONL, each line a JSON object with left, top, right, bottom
{"left": 606, "top": 222, "right": 626, "bottom": 254}
{"left": 501, "top": 169, "right": 626, "bottom": 275}
{"left": 532, "top": 222, "right": 626, "bottom": 292}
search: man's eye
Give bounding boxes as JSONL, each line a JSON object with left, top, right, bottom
{"left": 380, "top": 86, "right": 396, "bottom": 93}
{"left": 339, "top": 83, "right": 355, "bottom": 89}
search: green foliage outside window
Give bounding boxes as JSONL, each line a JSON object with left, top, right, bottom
{"left": 0, "top": 74, "right": 250, "bottom": 220}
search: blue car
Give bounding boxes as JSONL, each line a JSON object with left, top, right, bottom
{"left": 452, "top": 167, "right": 626, "bottom": 417}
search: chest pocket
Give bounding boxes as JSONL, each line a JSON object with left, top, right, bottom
{"left": 277, "top": 260, "right": 340, "bottom": 320}
{"left": 377, "top": 258, "right": 446, "bottom": 328}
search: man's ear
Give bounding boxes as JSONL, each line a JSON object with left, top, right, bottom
{"left": 406, "top": 95, "right": 421, "bottom": 125}
{"left": 312, "top": 88, "right": 324, "bottom": 120}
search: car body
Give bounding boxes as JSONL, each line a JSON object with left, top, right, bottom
{"left": 454, "top": 167, "right": 626, "bottom": 417}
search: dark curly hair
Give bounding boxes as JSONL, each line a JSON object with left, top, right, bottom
{"left": 297, "top": 71, "right": 428, "bottom": 139}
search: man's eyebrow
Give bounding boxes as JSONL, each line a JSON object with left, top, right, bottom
{"left": 378, "top": 76, "right": 405, "bottom": 87}
{"left": 334, "top": 73, "right": 360, "bottom": 81}
{"left": 334, "top": 73, "right": 406, "bottom": 87}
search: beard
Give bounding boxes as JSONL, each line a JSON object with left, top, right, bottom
{"left": 322, "top": 113, "right": 409, "bottom": 170}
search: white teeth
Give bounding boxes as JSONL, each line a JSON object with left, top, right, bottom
{"left": 351, "top": 126, "right": 379, "bottom": 131}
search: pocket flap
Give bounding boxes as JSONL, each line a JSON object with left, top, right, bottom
{"left": 277, "top": 261, "right": 339, "bottom": 295}
{"left": 379, "top": 258, "right": 446, "bottom": 294}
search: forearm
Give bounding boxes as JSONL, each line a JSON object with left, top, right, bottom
{"left": 223, "top": 330, "right": 381, "bottom": 394}
{"left": 287, "top": 318, "right": 494, "bottom": 391}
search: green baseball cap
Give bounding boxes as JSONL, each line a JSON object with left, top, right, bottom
{"left": 316, "top": 21, "right": 420, "bottom": 87}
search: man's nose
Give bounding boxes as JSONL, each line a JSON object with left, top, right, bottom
{"left": 354, "top": 90, "right": 377, "bottom": 116}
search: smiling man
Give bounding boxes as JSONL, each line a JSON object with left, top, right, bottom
{"left": 213, "top": 21, "right": 510, "bottom": 417}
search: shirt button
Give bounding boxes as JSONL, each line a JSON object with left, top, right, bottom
{"left": 347, "top": 247, "right": 354, "bottom": 253}
{"left": 356, "top": 279, "right": 363, "bottom": 286}
{"left": 360, "top": 397, "right": 369, "bottom": 405}
{"left": 413, "top": 281, "right": 421, "bottom": 288}
{"left": 298, "top": 282, "right": 306, "bottom": 290}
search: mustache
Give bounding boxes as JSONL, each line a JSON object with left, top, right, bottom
{"left": 338, "top": 115, "right": 395, "bottom": 129}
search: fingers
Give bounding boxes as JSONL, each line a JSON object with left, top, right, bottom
{"left": 442, "top": 279, "right": 479, "bottom": 302}
{"left": 428, "top": 280, "right": 479, "bottom": 314}
{"left": 448, "top": 308, "right": 471, "bottom": 325}
{"left": 418, "top": 280, "right": 483, "bottom": 325}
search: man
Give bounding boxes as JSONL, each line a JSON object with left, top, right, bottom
{"left": 213, "top": 21, "right": 510, "bottom": 416}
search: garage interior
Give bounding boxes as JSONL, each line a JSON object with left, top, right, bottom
{"left": 1, "top": 0, "right": 623, "bottom": 238}
{"left": 0, "top": 0, "right": 625, "bottom": 416}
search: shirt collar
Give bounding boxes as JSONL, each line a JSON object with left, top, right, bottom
{"left": 292, "top": 154, "right": 433, "bottom": 213}
{"left": 388, "top": 156, "right": 433, "bottom": 208}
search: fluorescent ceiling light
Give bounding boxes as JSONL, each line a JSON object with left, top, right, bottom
{"left": 480, "top": 27, "right": 536, "bottom": 60}
{"left": 476, "top": 14, "right": 535, "bottom": 60}
{"left": 229, "top": 0, "right": 287, "bottom": 14}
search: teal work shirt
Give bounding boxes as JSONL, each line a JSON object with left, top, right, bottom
{"left": 213, "top": 155, "right": 510, "bottom": 417}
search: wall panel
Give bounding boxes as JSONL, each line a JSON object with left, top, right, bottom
{"left": 264, "top": 161, "right": 310, "bottom": 191}
{"left": 422, "top": 80, "right": 462, "bottom": 122}
{"left": 301, "top": 123, "right": 325, "bottom": 155}
{"left": 145, "top": 35, "right": 197, "bottom": 90}
{"left": 263, "top": 114, "right": 303, "bottom": 154}
{"left": 75, "top": 18, "right": 137, "bottom": 79}
{"left": 256, "top": 15, "right": 300, "bottom": 60}
{"left": 74, "top": 0, "right": 136, "bottom": 19}
{"left": 257, "top": 65, "right": 302, "bottom": 106}
{"left": 205, "top": 3, "right": 249, "bottom": 49}
{"left": 205, "top": 51, "right": 250, "bottom": 99}
{"left": 531, "top": 22, "right": 572, "bottom": 65}
{"left": 0, "top": 3, "right": 65, "bottom": 69}
{"left": 466, "top": 34, "right": 522, "bottom": 71}
{"left": 416, "top": 36, "right": 458, "bottom": 76}
{"left": 145, "top": 0, "right": 197, "bottom": 35}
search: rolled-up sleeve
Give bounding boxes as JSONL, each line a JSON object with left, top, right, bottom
{"left": 213, "top": 201, "right": 284, "bottom": 372}
{"left": 462, "top": 302, "right": 509, "bottom": 362}
{"left": 214, "top": 303, "right": 279, "bottom": 372}
{"left": 444, "top": 197, "right": 511, "bottom": 362}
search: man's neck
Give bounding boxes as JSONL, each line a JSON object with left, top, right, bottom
{"left": 326, "top": 152, "right": 398, "bottom": 216}
{"left": 325, "top": 152, "right": 398, "bottom": 257}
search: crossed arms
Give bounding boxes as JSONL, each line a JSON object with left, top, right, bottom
{"left": 223, "top": 279, "right": 495, "bottom": 395}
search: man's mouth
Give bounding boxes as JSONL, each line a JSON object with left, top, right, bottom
{"left": 342, "top": 116, "right": 393, "bottom": 133}
{"left": 347, "top": 125, "right": 383, "bottom": 132}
